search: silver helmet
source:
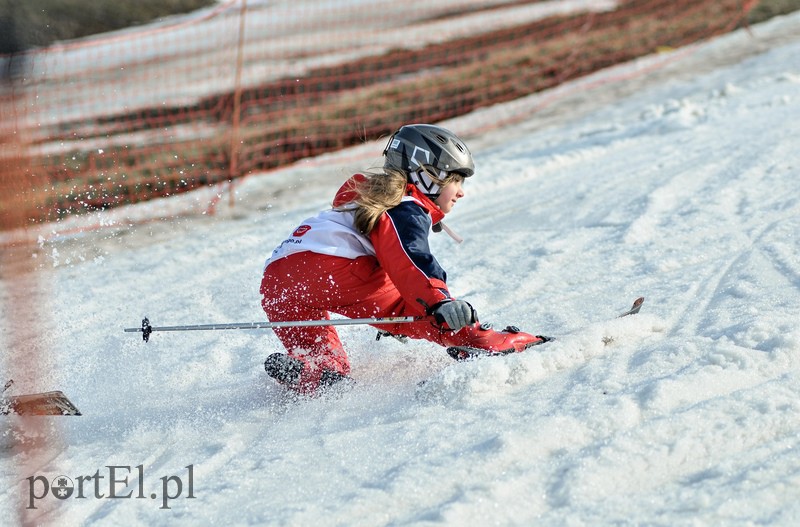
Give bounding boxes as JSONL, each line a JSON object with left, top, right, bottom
{"left": 383, "top": 124, "right": 474, "bottom": 178}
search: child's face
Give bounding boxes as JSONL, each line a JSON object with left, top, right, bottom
{"left": 435, "top": 177, "right": 465, "bottom": 214}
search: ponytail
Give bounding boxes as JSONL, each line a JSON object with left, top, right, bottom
{"left": 351, "top": 169, "right": 407, "bottom": 234}
{"left": 348, "top": 167, "right": 460, "bottom": 234}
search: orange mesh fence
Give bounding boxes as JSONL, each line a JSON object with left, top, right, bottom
{"left": 1, "top": 0, "right": 759, "bottom": 225}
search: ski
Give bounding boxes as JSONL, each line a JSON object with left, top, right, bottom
{"left": 444, "top": 297, "right": 645, "bottom": 361}
{"left": 618, "top": 296, "right": 645, "bottom": 317}
{"left": 1, "top": 387, "right": 82, "bottom": 416}
{"left": 446, "top": 335, "right": 553, "bottom": 361}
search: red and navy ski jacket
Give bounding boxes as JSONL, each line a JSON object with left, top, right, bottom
{"left": 266, "top": 175, "right": 452, "bottom": 313}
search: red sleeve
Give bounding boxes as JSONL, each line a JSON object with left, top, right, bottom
{"left": 370, "top": 201, "right": 452, "bottom": 315}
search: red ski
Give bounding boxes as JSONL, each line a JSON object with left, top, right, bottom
{"left": 445, "top": 297, "right": 645, "bottom": 360}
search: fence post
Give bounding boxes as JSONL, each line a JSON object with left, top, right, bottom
{"left": 228, "top": 0, "right": 248, "bottom": 208}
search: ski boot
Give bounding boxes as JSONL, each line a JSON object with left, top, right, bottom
{"left": 440, "top": 322, "right": 553, "bottom": 361}
{"left": 264, "top": 353, "right": 351, "bottom": 395}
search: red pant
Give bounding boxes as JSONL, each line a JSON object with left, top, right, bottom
{"left": 260, "top": 252, "right": 448, "bottom": 380}
{"left": 261, "top": 252, "right": 544, "bottom": 392}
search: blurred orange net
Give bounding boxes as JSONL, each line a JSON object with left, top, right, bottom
{"left": 0, "top": 0, "right": 758, "bottom": 226}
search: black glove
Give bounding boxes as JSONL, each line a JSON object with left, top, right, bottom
{"left": 431, "top": 300, "right": 477, "bottom": 331}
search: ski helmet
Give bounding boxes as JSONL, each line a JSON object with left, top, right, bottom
{"left": 383, "top": 124, "right": 475, "bottom": 178}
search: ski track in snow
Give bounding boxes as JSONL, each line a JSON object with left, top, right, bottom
{"left": 3, "top": 10, "right": 800, "bottom": 527}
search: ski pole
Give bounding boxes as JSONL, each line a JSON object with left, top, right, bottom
{"left": 124, "top": 315, "right": 424, "bottom": 342}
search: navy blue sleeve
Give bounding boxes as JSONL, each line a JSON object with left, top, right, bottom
{"left": 384, "top": 201, "right": 448, "bottom": 284}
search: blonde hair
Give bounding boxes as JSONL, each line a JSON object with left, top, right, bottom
{"left": 348, "top": 167, "right": 461, "bottom": 234}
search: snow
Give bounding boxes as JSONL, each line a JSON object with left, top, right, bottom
{"left": 3, "top": 9, "right": 800, "bottom": 527}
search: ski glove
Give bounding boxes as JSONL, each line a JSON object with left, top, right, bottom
{"left": 431, "top": 300, "right": 477, "bottom": 331}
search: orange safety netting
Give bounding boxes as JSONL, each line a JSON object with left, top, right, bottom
{"left": 0, "top": 0, "right": 759, "bottom": 226}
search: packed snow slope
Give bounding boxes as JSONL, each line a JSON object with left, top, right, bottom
{"left": 3, "top": 11, "right": 800, "bottom": 527}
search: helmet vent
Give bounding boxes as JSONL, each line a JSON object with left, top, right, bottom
{"left": 434, "top": 133, "right": 447, "bottom": 144}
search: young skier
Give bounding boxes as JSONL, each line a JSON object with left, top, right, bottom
{"left": 260, "top": 124, "right": 548, "bottom": 394}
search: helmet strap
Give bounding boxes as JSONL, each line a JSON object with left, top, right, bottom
{"left": 434, "top": 220, "right": 464, "bottom": 244}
